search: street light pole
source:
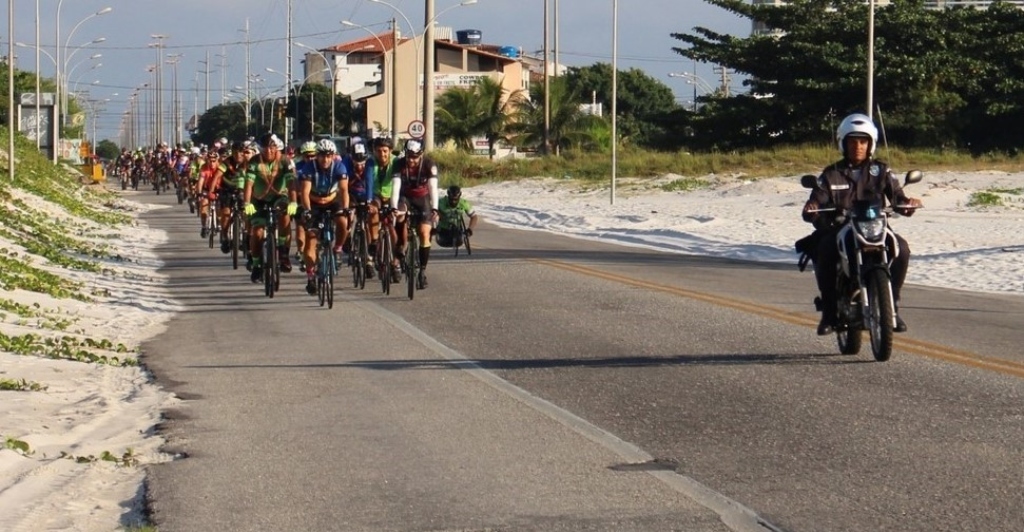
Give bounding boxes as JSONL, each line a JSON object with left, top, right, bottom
{"left": 295, "top": 42, "right": 340, "bottom": 138}
{"left": 424, "top": 0, "right": 436, "bottom": 150}
{"left": 150, "top": 35, "right": 167, "bottom": 145}
{"left": 54, "top": 5, "right": 113, "bottom": 162}
{"left": 8, "top": 0, "right": 14, "bottom": 180}
{"left": 611, "top": 0, "right": 618, "bottom": 205}
{"left": 166, "top": 53, "right": 183, "bottom": 146}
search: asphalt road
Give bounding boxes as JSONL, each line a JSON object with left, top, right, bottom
{"left": 139, "top": 190, "right": 1024, "bottom": 532}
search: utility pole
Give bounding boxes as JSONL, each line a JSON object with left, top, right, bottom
{"left": 242, "top": 19, "right": 251, "bottom": 135}
{"left": 424, "top": 0, "right": 436, "bottom": 150}
{"left": 553, "top": 0, "right": 559, "bottom": 78}
{"left": 203, "top": 49, "right": 211, "bottom": 112}
{"left": 392, "top": 17, "right": 399, "bottom": 143}
{"left": 543, "top": 0, "right": 550, "bottom": 154}
{"left": 285, "top": 0, "right": 293, "bottom": 144}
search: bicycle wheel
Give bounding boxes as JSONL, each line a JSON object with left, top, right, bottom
{"left": 208, "top": 211, "right": 216, "bottom": 249}
{"left": 351, "top": 229, "right": 365, "bottom": 290}
{"left": 231, "top": 213, "right": 242, "bottom": 270}
{"left": 379, "top": 230, "right": 392, "bottom": 295}
{"left": 317, "top": 244, "right": 327, "bottom": 307}
{"left": 326, "top": 253, "right": 335, "bottom": 309}
{"left": 263, "top": 233, "right": 275, "bottom": 298}
{"left": 406, "top": 230, "right": 418, "bottom": 300}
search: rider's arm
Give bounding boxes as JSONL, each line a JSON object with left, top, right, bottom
{"left": 389, "top": 176, "right": 402, "bottom": 210}
{"left": 301, "top": 180, "right": 313, "bottom": 211}
{"left": 337, "top": 163, "right": 350, "bottom": 210}
{"left": 243, "top": 166, "right": 254, "bottom": 204}
{"left": 463, "top": 200, "right": 479, "bottom": 231}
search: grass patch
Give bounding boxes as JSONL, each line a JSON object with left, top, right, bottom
{"left": 660, "top": 177, "right": 710, "bottom": 192}
{"left": 0, "top": 378, "right": 48, "bottom": 391}
{"left": 431, "top": 144, "right": 1024, "bottom": 189}
{"left": 0, "top": 331, "right": 135, "bottom": 366}
{"left": 968, "top": 191, "right": 1005, "bottom": 207}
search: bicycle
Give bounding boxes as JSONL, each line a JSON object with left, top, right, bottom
{"left": 403, "top": 209, "right": 429, "bottom": 300}
{"left": 205, "top": 196, "right": 221, "bottom": 249}
{"left": 258, "top": 204, "right": 282, "bottom": 298}
{"left": 311, "top": 208, "right": 337, "bottom": 308}
{"left": 349, "top": 203, "right": 372, "bottom": 290}
{"left": 227, "top": 190, "right": 246, "bottom": 270}
{"left": 376, "top": 207, "right": 397, "bottom": 296}
{"left": 446, "top": 211, "right": 472, "bottom": 257}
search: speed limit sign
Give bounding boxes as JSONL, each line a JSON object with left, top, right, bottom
{"left": 408, "top": 120, "right": 426, "bottom": 139}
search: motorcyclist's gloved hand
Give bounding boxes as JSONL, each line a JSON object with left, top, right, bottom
{"left": 802, "top": 201, "right": 819, "bottom": 223}
{"left": 286, "top": 202, "right": 298, "bottom": 216}
{"left": 244, "top": 203, "right": 256, "bottom": 216}
{"left": 897, "top": 197, "right": 922, "bottom": 217}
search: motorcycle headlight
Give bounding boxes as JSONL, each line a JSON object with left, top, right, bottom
{"left": 855, "top": 218, "right": 886, "bottom": 241}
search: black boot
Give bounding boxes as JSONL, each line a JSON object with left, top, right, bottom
{"left": 894, "top": 301, "right": 908, "bottom": 333}
{"left": 817, "top": 298, "right": 837, "bottom": 336}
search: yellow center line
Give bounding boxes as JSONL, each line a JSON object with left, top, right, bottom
{"left": 534, "top": 258, "right": 1024, "bottom": 379}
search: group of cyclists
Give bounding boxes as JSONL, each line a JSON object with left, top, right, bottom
{"left": 124, "top": 133, "right": 479, "bottom": 298}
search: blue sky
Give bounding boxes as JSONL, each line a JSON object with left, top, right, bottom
{"left": 7, "top": 0, "right": 750, "bottom": 141}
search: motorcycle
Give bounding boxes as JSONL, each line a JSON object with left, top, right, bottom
{"left": 797, "top": 170, "right": 922, "bottom": 362}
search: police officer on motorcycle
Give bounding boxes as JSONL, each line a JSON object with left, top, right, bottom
{"left": 802, "top": 113, "right": 923, "bottom": 336}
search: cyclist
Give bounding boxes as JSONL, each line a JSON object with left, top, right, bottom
{"left": 390, "top": 138, "right": 439, "bottom": 288}
{"left": 296, "top": 138, "right": 350, "bottom": 295}
{"left": 243, "top": 133, "right": 298, "bottom": 283}
{"left": 196, "top": 149, "right": 224, "bottom": 238}
{"left": 289, "top": 141, "right": 319, "bottom": 259}
{"left": 368, "top": 137, "right": 400, "bottom": 282}
{"left": 210, "top": 142, "right": 250, "bottom": 253}
{"left": 343, "top": 141, "right": 376, "bottom": 278}
{"left": 435, "top": 185, "right": 477, "bottom": 248}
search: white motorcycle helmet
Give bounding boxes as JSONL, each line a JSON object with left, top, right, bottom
{"left": 836, "top": 113, "right": 878, "bottom": 157}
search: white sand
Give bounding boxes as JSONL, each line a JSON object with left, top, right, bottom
{"left": 1, "top": 169, "right": 1021, "bottom": 531}
{"left": 0, "top": 190, "right": 181, "bottom": 532}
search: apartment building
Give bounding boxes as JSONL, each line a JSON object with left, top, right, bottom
{"left": 305, "top": 27, "right": 526, "bottom": 140}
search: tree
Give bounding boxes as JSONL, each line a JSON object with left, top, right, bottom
{"left": 509, "top": 76, "right": 603, "bottom": 154}
{"left": 564, "top": 63, "right": 680, "bottom": 148}
{"left": 286, "top": 84, "right": 353, "bottom": 141}
{"left": 192, "top": 103, "right": 247, "bottom": 146}
{"left": 435, "top": 77, "right": 524, "bottom": 158}
{"left": 435, "top": 86, "right": 479, "bottom": 151}
{"left": 95, "top": 139, "right": 119, "bottom": 160}
{"left": 670, "top": 0, "right": 1024, "bottom": 152}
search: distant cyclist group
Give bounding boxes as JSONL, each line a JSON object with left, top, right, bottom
{"left": 118, "top": 134, "right": 478, "bottom": 302}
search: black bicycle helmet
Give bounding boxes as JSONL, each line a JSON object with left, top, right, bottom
{"left": 447, "top": 185, "right": 461, "bottom": 200}
{"left": 404, "top": 138, "right": 423, "bottom": 157}
{"left": 373, "top": 136, "right": 394, "bottom": 150}
{"left": 350, "top": 142, "right": 368, "bottom": 162}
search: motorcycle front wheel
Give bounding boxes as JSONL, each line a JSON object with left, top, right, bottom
{"left": 865, "top": 268, "right": 895, "bottom": 362}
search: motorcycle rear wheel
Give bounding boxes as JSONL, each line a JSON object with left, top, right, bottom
{"left": 836, "top": 326, "right": 862, "bottom": 355}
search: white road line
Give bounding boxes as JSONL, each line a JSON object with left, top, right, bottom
{"left": 351, "top": 296, "right": 783, "bottom": 532}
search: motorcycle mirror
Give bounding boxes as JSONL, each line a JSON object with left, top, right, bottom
{"left": 904, "top": 170, "right": 923, "bottom": 186}
{"left": 800, "top": 174, "right": 819, "bottom": 189}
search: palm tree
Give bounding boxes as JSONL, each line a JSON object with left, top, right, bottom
{"left": 436, "top": 76, "right": 524, "bottom": 158}
{"left": 509, "top": 76, "right": 602, "bottom": 155}
{"left": 436, "top": 86, "right": 481, "bottom": 152}
{"left": 474, "top": 76, "right": 523, "bottom": 160}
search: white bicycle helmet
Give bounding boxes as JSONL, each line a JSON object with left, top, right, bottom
{"left": 300, "top": 141, "right": 317, "bottom": 155}
{"left": 836, "top": 113, "right": 878, "bottom": 156}
{"left": 316, "top": 138, "right": 337, "bottom": 154}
